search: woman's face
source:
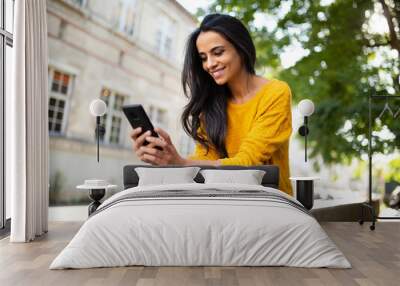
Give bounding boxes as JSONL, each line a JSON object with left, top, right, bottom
{"left": 196, "top": 31, "right": 243, "bottom": 85}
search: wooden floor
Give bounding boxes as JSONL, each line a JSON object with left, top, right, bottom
{"left": 0, "top": 222, "right": 399, "bottom": 286}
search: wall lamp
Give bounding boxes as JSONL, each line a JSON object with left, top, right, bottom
{"left": 298, "top": 99, "right": 315, "bottom": 162}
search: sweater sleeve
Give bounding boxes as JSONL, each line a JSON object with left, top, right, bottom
{"left": 219, "top": 83, "right": 292, "bottom": 166}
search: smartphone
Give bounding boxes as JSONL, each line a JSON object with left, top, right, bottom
{"left": 122, "top": 104, "right": 160, "bottom": 147}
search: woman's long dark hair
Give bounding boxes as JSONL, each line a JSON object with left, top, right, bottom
{"left": 181, "top": 13, "right": 256, "bottom": 158}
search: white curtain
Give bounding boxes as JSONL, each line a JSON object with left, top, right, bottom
{"left": 7, "top": 0, "right": 49, "bottom": 242}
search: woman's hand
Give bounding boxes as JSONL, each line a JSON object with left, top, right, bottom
{"left": 130, "top": 127, "right": 186, "bottom": 165}
{"left": 130, "top": 127, "right": 155, "bottom": 164}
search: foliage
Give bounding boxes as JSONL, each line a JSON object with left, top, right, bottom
{"left": 201, "top": 0, "right": 400, "bottom": 165}
{"left": 385, "top": 157, "right": 400, "bottom": 182}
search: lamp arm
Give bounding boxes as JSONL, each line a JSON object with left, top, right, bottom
{"left": 304, "top": 116, "right": 308, "bottom": 162}
{"left": 96, "top": 116, "right": 100, "bottom": 163}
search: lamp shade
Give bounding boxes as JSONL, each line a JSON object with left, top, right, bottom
{"left": 298, "top": 99, "right": 315, "bottom": 117}
{"left": 89, "top": 99, "right": 107, "bottom": 116}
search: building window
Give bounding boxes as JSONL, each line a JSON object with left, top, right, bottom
{"left": 100, "top": 87, "right": 125, "bottom": 145}
{"left": 147, "top": 104, "right": 168, "bottom": 130}
{"left": 113, "top": 0, "right": 136, "bottom": 37}
{"left": 1, "top": 0, "right": 15, "bottom": 230}
{"left": 155, "top": 15, "right": 176, "bottom": 58}
{"left": 65, "top": 0, "right": 87, "bottom": 8}
{"left": 48, "top": 69, "right": 74, "bottom": 134}
{"left": 51, "top": 70, "right": 70, "bottom": 95}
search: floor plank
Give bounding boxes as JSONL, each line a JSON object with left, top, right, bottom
{"left": 0, "top": 222, "right": 399, "bottom": 286}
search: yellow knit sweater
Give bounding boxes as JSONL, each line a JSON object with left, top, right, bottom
{"left": 188, "top": 79, "right": 293, "bottom": 196}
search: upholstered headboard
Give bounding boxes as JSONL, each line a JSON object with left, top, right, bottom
{"left": 123, "top": 165, "right": 280, "bottom": 190}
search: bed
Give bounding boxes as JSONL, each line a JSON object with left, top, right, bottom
{"left": 50, "top": 165, "right": 351, "bottom": 269}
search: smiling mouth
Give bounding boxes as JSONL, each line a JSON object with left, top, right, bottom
{"left": 210, "top": 67, "right": 225, "bottom": 78}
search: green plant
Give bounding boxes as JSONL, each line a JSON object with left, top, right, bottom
{"left": 385, "top": 157, "right": 400, "bottom": 182}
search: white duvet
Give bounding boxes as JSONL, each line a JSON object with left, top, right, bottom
{"left": 50, "top": 183, "right": 351, "bottom": 269}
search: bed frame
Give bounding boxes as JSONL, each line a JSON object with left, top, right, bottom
{"left": 123, "top": 165, "right": 280, "bottom": 190}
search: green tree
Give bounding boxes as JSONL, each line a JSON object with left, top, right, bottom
{"left": 201, "top": 0, "right": 400, "bottom": 165}
{"left": 385, "top": 157, "right": 400, "bottom": 182}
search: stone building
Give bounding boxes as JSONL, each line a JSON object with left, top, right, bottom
{"left": 47, "top": 0, "right": 197, "bottom": 203}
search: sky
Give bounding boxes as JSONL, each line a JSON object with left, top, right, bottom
{"left": 175, "top": 0, "right": 212, "bottom": 15}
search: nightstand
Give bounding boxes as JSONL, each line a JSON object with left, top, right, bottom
{"left": 77, "top": 180, "right": 117, "bottom": 216}
{"left": 289, "top": 177, "right": 320, "bottom": 210}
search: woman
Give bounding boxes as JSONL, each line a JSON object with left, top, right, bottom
{"left": 130, "top": 14, "right": 293, "bottom": 196}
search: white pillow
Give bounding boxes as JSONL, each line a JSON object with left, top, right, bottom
{"left": 200, "top": 169, "right": 266, "bottom": 185}
{"left": 135, "top": 167, "right": 201, "bottom": 186}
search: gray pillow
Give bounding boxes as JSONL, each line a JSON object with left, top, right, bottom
{"left": 135, "top": 167, "right": 201, "bottom": 186}
{"left": 200, "top": 169, "right": 266, "bottom": 185}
